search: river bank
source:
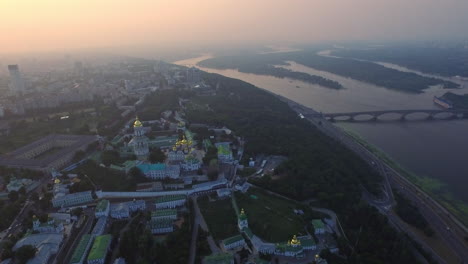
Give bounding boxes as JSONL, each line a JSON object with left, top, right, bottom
{"left": 173, "top": 53, "right": 468, "bottom": 226}
{"left": 341, "top": 126, "right": 468, "bottom": 226}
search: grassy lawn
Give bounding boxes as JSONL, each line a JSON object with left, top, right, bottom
{"left": 234, "top": 188, "right": 309, "bottom": 242}
{"left": 198, "top": 196, "right": 239, "bottom": 240}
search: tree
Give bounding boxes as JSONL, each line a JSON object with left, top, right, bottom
{"left": 72, "top": 150, "right": 86, "bottom": 162}
{"left": 18, "top": 186, "right": 26, "bottom": 196}
{"left": 71, "top": 207, "right": 83, "bottom": 217}
{"left": 8, "top": 191, "right": 19, "bottom": 202}
{"left": 15, "top": 245, "right": 36, "bottom": 264}
{"left": 129, "top": 167, "right": 147, "bottom": 184}
{"left": 101, "top": 150, "right": 121, "bottom": 166}
{"left": 148, "top": 148, "right": 166, "bottom": 164}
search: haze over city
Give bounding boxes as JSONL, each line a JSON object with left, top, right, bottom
{"left": 2, "top": 0, "right": 468, "bottom": 54}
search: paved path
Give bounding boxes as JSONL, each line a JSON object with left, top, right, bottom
{"left": 287, "top": 100, "right": 468, "bottom": 263}
{"left": 188, "top": 197, "right": 201, "bottom": 264}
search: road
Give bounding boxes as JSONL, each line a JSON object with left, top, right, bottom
{"left": 0, "top": 176, "right": 51, "bottom": 244}
{"left": 285, "top": 99, "right": 468, "bottom": 263}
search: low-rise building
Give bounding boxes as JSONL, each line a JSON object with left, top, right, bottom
{"left": 110, "top": 203, "right": 130, "bottom": 219}
{"left": 87, "top": 234, "right": 112, "bottom": 264}
{"left": 70, "top": 234, "right": 93, "bottom": 264}
{"left": 109, "top": 160, "right": 138, "bottom": 173}
{"left": 151, "top": 209, "right": 177, "bottom": 220}
{"left": 222, "top": 235, "right": 245, "bottom": 251}
{"left": 312, "top": 219, "right": 325, "bottom": 234}
{"left": 52, "top": 190, "right": 93, "bottom": 208}
{"left": 149, "top": 218, "right": 174, "bottom": 234}
{"left": 216, "top": 188, "right": 231, "bottom": 198}
{"left": 95, "top": 200, "right": 110, "bottom": 218}
{"left": 203, "top": 253, "right": 234, "bottom": 264}
{"left": 127, "top": 199, "right": 146, "bottom": 212}
{"left": 154, "top": 195, "right": 186, "bottom": 209}
{"left": 300, "top": 238, "right": 316, "bottom": 250}
{"left": 48, "top": 213, "right": 73, "bottom": 224}
{"left": 32, "top": 216, "right": 64, "bottom": 234}
{"left": 180, "top": 155, "right": 201, "bottom": 171}
{"left": 91, "top": 217, "right": 108, "bottom": 237}
{"left": 6, "top": 177, "right": 34, "bottom": 192}
{"left": 137, "top": 163, "right": 180, "bottom": 179}
{"left": 13, "top": 233, "right": 63, "bottom": 264}
{"left": 113, "top": 258, "right": 127, "bottom": 264}
{"left": 216, "top": 143, "right": 233, "bottom": 163}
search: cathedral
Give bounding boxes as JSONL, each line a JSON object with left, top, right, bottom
{"left": 128, "top": 117, "right": 149, "bottom": 160}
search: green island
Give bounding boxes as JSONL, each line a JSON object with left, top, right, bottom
{"left": 331, "top": 45, "right": 468, "bottom": 78}
{"left": 198, "top": 50, "right": 459, "bottom": 93}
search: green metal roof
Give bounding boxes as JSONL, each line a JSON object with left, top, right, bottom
{"left": 204, "top": 253, "right": 233, "bottom": 264}
{"left": 70, "top": 234, "right": 92, "bottom": 264}
{"left": 155, "top": 195, "right": 186, "bottom": 204}
{"left": 312, "top": 219, "right": 325, "bottom": 229}
{"left": 87, "top": 234, "right": 111, "bottom": 261}
{"left": 300, "top": 238, "right": 316, "bottom": 247}
{"left": 217, "top": 144, "right": 231, "bottom": 155}
{"left": 95, "top": 200, "right": 109, "bottom": 212}
{"left": 151, "top": 209, "right": 177, "bottom": 218}
{"left": 223, "top": 234, "right": 244, "bottom": 246}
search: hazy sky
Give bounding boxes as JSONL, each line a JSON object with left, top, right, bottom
{"left": 1, "top": 0, "right": 468, "bottom": 54}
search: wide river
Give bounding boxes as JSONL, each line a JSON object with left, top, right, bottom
{"left": 174, "top": 55, "right": 468, "bottom": 203}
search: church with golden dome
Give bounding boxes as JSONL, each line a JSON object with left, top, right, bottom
{"left": 128, "top": 117, "right": 149, "bottom": 160}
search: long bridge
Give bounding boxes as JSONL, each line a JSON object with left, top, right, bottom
{"left": 306, "top": 109, "right": 468, "bottom": 122}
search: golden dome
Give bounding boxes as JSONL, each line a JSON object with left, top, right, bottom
{"left": 134, "top": 117, "right": 143, "bottom": 128}
{"left": 54, "top": 179, "right": 61, "bottom": 184}
{"left": 291, "top": 235, "right": 301, "bottom": 246}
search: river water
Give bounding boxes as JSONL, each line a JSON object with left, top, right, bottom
{"left": 174, "top": 55, "right": 468, "bottom": 203}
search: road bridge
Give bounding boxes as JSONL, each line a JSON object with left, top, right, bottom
{"left": 307, "top": 109, "right": 468, "bottom": 122}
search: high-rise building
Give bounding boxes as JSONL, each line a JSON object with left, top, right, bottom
{"left": 8, "top": 64, "right": 25, "bottom": 94}
{"left": 186, "top": 67, "right": 200, "bottom": 84}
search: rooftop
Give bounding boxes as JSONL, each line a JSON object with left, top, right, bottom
{"left": 204, "top": 253, "right": 233, "bottom": 264}
{"left": 223, "top": 234, "right": 244, "bottom": 246}
{"left": 87, "top": 234, "right": 112, "bottom": 261}
{"left": 151, "top": 209, "right": 177, "bottom": 218}
{"left": 95, "top": 200, "right": 109, "bottom": 212}
{"left": 300, "top": 238, "right": 316, "bottom": 247}
{"left": 312, "top": 219, "right": 325, "bottom": 229}
{"left": 216, "top": 143, "right": 231, "bottom": 155}
{"left": 70, "top": 234, "right": 92, "bottom": 264}
{"left": 150, "top": 218, "right": 173, "bottom": 229}
{"left": 0, "top": 134, "right": 96, "bottom": 170}
{"left": 137, "top": 163, "right": 166, "bottom": 173}
{"left": 154, "top": 195, "right": 186, "bottom": 204}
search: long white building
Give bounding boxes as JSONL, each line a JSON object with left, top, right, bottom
{"left": 52, "top": 191, "right": 93, "bottom": 208}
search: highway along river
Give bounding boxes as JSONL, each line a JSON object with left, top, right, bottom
{"left": 174, "top": 54, "right": 468, "bottom": 222}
